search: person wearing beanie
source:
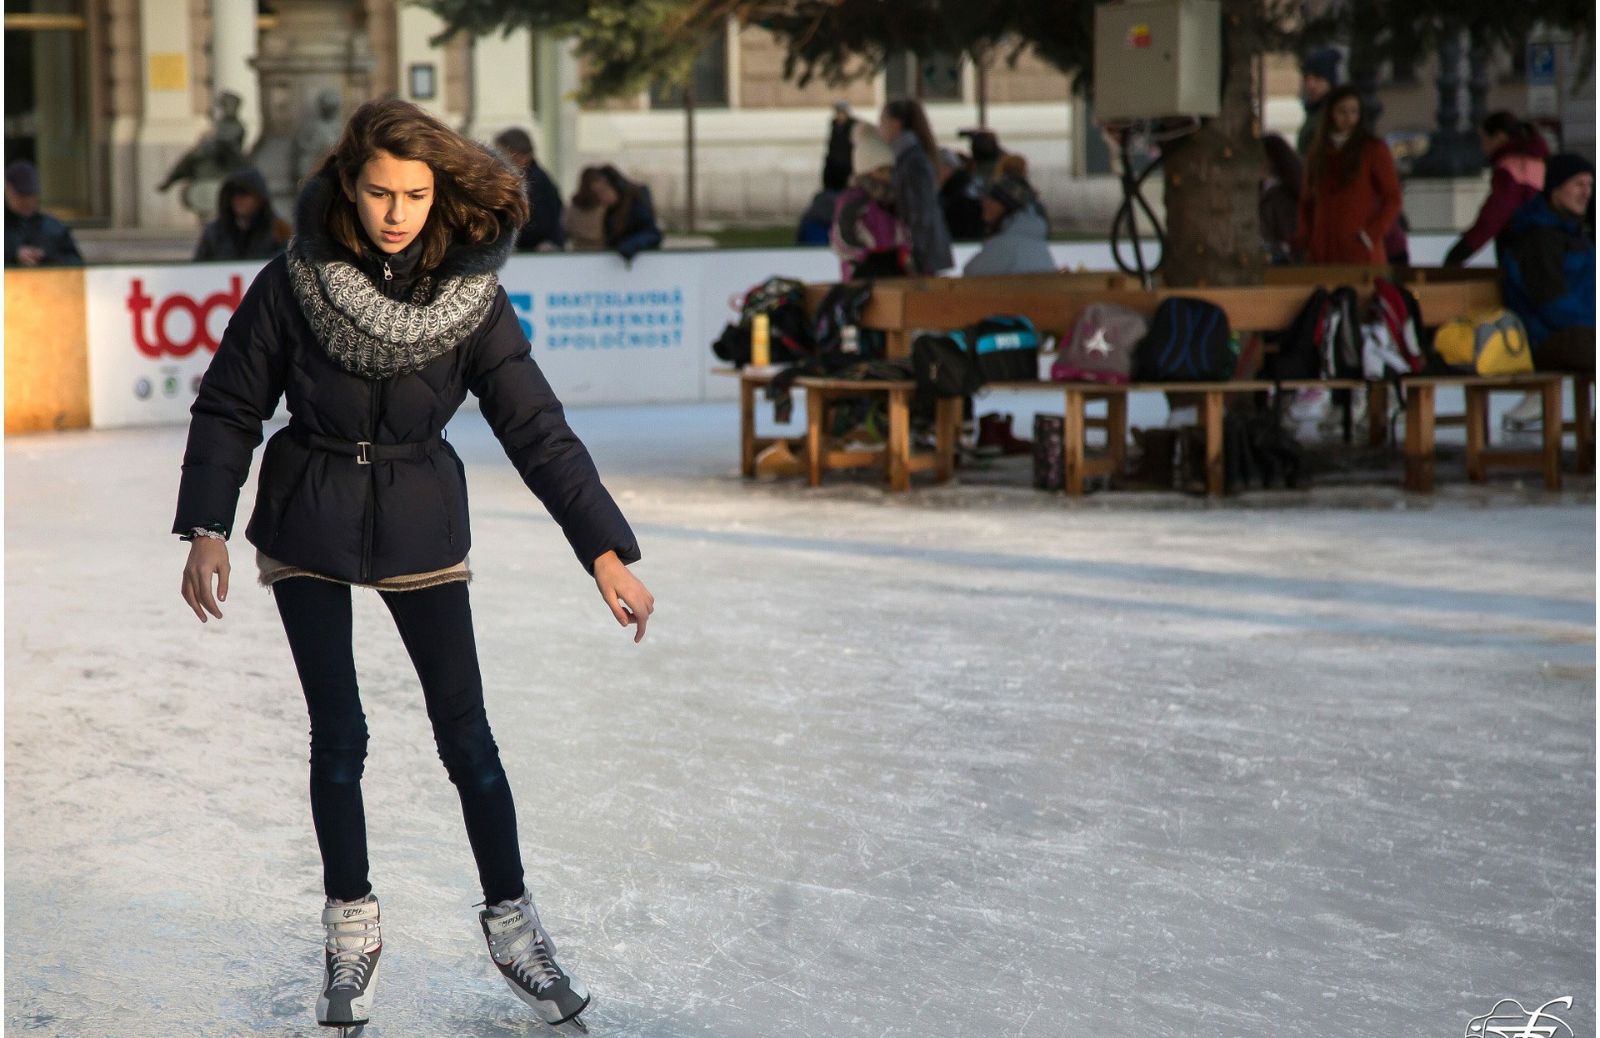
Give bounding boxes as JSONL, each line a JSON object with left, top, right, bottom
{"left": 963, "top": 173, "right": 1054, "bottom": 277}
{"left": 1296, "top": 48, "right": 1342, "bottom": 154}
{"left": 829, "top": 123, "right": 910, "bottom": 278}
{"left": 1499, "top": 152, "right": 1594, "bottom": 391}
{"left": 4, "top": 159, "right": 83, "bottom": 267}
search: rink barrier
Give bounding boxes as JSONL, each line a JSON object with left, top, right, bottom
{"left": 5, "top": 268, "right": 91, "bottom": 434}
{"left": 3, "top": 235, "right": 1482, "bottom": 432}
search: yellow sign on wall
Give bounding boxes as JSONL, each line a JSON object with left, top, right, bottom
{"left": 148, "top": 53, "right": 188, "bottom": 92}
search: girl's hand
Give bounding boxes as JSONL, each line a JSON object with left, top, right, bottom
{"left": 181, "top": 537, "right": 230, "bottom": 623}
{"left": 593, "top": 550, "right": 654, "bottom": 643}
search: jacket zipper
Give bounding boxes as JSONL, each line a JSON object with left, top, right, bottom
{"left": 360, "top": 381, "right": 379, "bottom": 581}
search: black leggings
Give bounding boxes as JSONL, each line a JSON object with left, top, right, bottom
{"left": 273, "top": 577, "right": 524, "bottom": 905}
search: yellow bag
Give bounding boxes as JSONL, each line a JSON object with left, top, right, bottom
{"left": 1433, "top": 309, "right": 1533, "bottom": 376}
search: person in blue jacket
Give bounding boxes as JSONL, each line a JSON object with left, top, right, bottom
{"left": 4, "top": 159, "right": 83, "bottom": 266}
{"left": 1502, "top": 153, "right": 1594, "bottom": 376}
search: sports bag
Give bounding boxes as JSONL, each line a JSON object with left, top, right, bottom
{"left": 1134, "top": 297, "right": 1234, "bottom": 381}
{"left": 811, "top": 280, "right": 885, "bottom": 358}
{"left": 1321, "top": 286, "right": 1363, "bottom": 378}
{"left": 1053, "top": 302, "right": 1147, "bottom": 384}
{"left": 1433, "top": 309, "right": 1534, "bottom": 376}
{"left": 966, "top": 315, "right": 1040, "bottom": 383}
{"left": 740, "top": 276, "right": 814, "bottom": 361}
{"left": 1368, "top": 276, "right": 1426, "bottom": 374}
{"left": 912, "top": 331, "right": 981, "bottom": 419}
{"left": 1263, "top": 287, "right": 1330, "bottom": 381}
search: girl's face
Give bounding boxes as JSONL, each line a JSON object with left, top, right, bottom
{"left": 1479, "top": 129, "right": 1508, "bottom": 156}
{"left": 349, "top": 149, "right": 435, "bottom": 254}
{"left": 1330, "top": 97, "right": 1361, "bottom": 137}
{"left": 879, "top": 112, "right": 903, "bottom": 143}
{"left": 592, "top": 179, "right": 619, "bottom": 208}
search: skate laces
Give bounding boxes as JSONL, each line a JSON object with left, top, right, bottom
{"left": 324, "top": 898, "right": 380, "bottom": 991}
{"left": 490, "top": 899, "right": 563, "bottom": 992}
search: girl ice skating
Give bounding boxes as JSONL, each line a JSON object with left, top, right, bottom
{"left": 173, "top": 99, "right": 654, "bottom": 1034}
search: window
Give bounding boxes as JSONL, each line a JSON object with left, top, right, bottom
{"left": 650, "top": 34, "right": 728, "bottom": 108}
{"left": 885, "top": 48, "right": 963, "bottom": 102}
{"left": 4, "top": 0, "right": 93, "bottom": 217}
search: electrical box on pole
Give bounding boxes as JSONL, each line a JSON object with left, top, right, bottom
{"left": 1092, "top": 0, "right": 1221, "bottom": 120}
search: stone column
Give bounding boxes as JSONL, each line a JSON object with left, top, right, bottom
{"left": 211, "top": 0, "right": 261, "bottom": 151}
{"left": 133, "top": 0, "right": 209, "bottom": 228}
{"left": 536, "top": 34, "right": 581, "bottom": 196}
{"left": 463, "top": 25, "right": 536, "bottom": 145}
{"left": 251, "top": 0, "right": 374, "bottom": 210}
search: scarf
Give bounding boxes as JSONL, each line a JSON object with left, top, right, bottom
{"left": 286, "top": 172, "right": 515, "bottom": 380}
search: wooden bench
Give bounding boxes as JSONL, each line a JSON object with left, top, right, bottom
{"left": 714, "top": 367, "right": 959, "bottom": 490}
{"left": 1401, "top": 373, "right": 1566, "bottom": 491}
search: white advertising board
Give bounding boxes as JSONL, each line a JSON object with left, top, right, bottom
{"left": 83, "top": 243, "right": 1148, "bottom": 428}
{"left": 85, "top": 261, "right": 271, "bottom": 429}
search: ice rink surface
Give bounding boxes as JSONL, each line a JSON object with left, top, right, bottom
{"left": 6, "top": 399, "right": 1595, "bottom": 1037}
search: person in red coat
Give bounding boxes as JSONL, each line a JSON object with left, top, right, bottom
{"left": 1296, "top": 86, "right": 1401, "bottom": 264}
{"left": 1443, "top": 111, "right": 1550, "bottom": 266}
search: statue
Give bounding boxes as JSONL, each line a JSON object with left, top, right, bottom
{"left": 158, "top": 91, "right": 249, "bottom": 219}
{"left": 292, "top": 88, "right": 344, "bottom": 182}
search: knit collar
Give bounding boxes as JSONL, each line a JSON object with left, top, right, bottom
{"left": 286, "top": 172, "right": 515, "bottom": 380}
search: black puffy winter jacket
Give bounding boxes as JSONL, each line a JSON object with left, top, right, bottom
{"left": 172, "top": 174, "right": 640, "bottom": 583}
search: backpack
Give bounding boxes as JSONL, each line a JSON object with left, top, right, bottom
{"left": 1135, "top": 298, "right": 1234, "bottom": 381}
{"left": 711, "top": 276, "right": 816, "bottom": 367}
{"left": 1321, "top": 286, "right": 1363, "bottom": 378}
{"left": 1263, "top": 287, "right": 1330, "bottom": 381}
{"left": 966, "top": 315, "right": 1041, "bottom": 383}
{"left": 1369, "top": 277, "right": 1426, "bottom": 374}
{"left": 1053, "top": 302, "right": 1148, "bottom": 384}
{"left": 811, "top": 280, "right": 884, "bottom": 358}
{"left": 1433, "top": 309, "right": 1534, "bottom": 376}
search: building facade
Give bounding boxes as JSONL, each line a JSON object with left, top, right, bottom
{"left": 4, "top": 1, "right": 1591, "bottom": 236}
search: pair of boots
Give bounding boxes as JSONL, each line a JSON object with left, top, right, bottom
{"left": 973, "top": 412, "right": 1033, "bottom": 456}
{"left": 319, "top": 890, "right": 589, "bottom": 1032}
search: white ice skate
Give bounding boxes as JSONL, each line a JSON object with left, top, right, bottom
{"left": 1502, "top": 390, "right": 1543, "bottom": 432}
{"left": 480, "top": 890, "right": 591, "bottom": 1031}
{"left": 318, "top": 894, "right": 381, "bottom": 1036}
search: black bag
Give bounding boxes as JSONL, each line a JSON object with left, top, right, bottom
{"left": 711, "top": 277, "right": 817, "bottom": 368}
{"left": 1033, "top": 414, "right": 1064, "bottom": 490}
{"left": 1134, "top": 298, "right": 1234, "bottom": 381}
{"left": 912, "top": 332, "right": 981, "bottom": 420}
{"left": 965, "top": 315, "right": 1040, "bottom": 383}
{"left": 1322, "top": 286, "right": 1362, "bottom": 378}
{"left": 1262, "top": 287, "right": 1328, "bottom": 381}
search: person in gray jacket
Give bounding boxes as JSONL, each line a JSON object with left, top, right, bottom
{"left": 963, "top": 174, "right": 1055, "bottom": 276}
{"left": 879, "top": 99, "right": 953, "bottom": 274}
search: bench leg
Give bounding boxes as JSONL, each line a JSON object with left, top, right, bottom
{"left": 1367, "top": 381, "right": 1389, "bottom": 447}
{"left": 1063, "top": 389, "right": 1086, "bottom": 496}
{"left": 1107, "top": 393, "right": 1128, "bottom": 476}
{"left": 1464, "top": 387, "right": 1488, "bottom": 483}
{"left": 1203, "top": 390, "right": 1224, "bottom": 497}
{"left": 934, "top": 397, "right": 959, "bottom": 482}
{"left": 1404, "top": 384, "right": 1436, "bottom": 492}
{"left": 1543, "top": 378, "right": 1564, "bottom": 491}
{"left": 805, "top": 387, "right": 825, "bottom": 487}
{"left": 886, "top": 388, "right": 911, "bottom": 492}
{"left": 1574, "top": 374, "right": 1593, "bottom": 473}
{"left": 739, "top": 377, "right": 757, "bottom": 477}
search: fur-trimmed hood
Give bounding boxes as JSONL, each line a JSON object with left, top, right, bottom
{"left": 292, "top": 169, "right": 518, "bottom": 281}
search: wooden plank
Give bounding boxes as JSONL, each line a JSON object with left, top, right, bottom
{"left": 1464, "top": 386, "right": 1488, "bottom": 482}
{"left": 1404, "top": 383, "right": 1437, "bottom": 492}
{"left": 1063, "top": 388, "right": 1087, "bottom": 496}
{"left": 1542, "top": 378, "right": 1564, "bottom": 490}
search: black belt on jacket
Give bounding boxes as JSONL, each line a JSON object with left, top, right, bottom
{"left": 289, "top": 422, "right": 443, "bottom": 465}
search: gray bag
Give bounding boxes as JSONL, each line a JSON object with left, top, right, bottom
{"left": 1052, "top": 302, "right": 1149, "bottom": 384}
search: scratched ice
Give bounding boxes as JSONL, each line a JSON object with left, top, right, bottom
{"left": 6, "top": 399, "right": 1594, "bottom": 1037}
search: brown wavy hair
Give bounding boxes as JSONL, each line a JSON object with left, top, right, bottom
{"left": 1306, "top": 85, "right": 1373, "bottom": 190}
{"left": 313, "top": 99, "right": 529, "bottom": 272}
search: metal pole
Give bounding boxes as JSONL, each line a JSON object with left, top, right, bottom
{"left": 685, "top": 75, "right": 697, "bottom": 232}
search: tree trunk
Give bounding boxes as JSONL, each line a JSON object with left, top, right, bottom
{"left": 1160, "top": 0, "right": 1262, "bottom": 288}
